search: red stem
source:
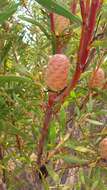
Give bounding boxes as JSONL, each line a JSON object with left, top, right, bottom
{"left": 37, "top": 92, "right": 58, "bottom": 165}
{"left": 37, "top": 106, "right": 53, "bottom": 165}
{"left": 78, "top": 0, "right": 100, "bottom": 67}
{"left": 50, "top": 13, "right": 63, "bottom": 54}
{"left": 80, "top": 0, "right": 86, "bottom": 22}
{"left": 49, "top": 13, "right": 55, "bottom": 34}
{"left": 71, "top": 0, "right": 77, "bottom": 14}
{"left": 86, "top": 0, "right": 90, "bottom": 18}
{"left": 87, "top": 0, "right": 100, "bottom": 42}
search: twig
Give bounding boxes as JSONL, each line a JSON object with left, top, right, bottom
{"left": 16, "top": 135, "right": 22, "bottom": 151}
{"left": 37, "top": 105, "right": 53, "bottom": 165}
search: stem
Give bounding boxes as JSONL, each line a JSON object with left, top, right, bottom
{"left": 80, "top": 0, "right": 86, "bottom": 22}
{"left": 88, "top": 1, "right": 100, "bottom": 41}
{"left": 37, "top": 92, "right": 58, "bottom": 165}
{"left": 49, "top": 13, "right": 55, "bottom": 34}
{"left": 78, "top": 0, "right": 100, "bottom": 67}
{"left": 71, "top": 0, "right": 77, "bottom": 14}
{"left": 86, "top": 0, "right": 90, "bottom": 18}
{"left": 16, "top": 135, "right": 21, "bottom": 151}
{"left": 37, "top": 106, "right": 53, "bottom": 165}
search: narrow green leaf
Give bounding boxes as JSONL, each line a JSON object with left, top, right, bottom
{"left": 79, "top": 169, "right": 85, "bottom": 185}
{"left": 86, "top": 119, "right": 103, "bottom": 126}
{"left": 56, "top": 154, "right": 88, "bottom": 165}
{"left": 48, "top": 121, "right": 57, "bottom": 145}
{"left": 91, "top": 180, "right": 99, "bottom": 190}
{"left": 74, "top": 146, "right": 95, "bottom": 154}
{"left": 0, "top": 3, "right": 19, "bottom": 24}
{"left": 46, "top": 165, "right": 60, "bottom": 183}
{"left": 60, "top": 107, "right": 66, "bottom": 129}
{"left": 0, "top": 76, "right": 32, "bottom": 84}
{"left": 0, "top": 41, "right": 12, "bottom": 65}
{"left": 42, "top": 180, "right": 49, "bottom": 190}
{"left": 0, "top": 120, "right": 7, "bottom": 131}
{"left": 86, "top": 95, "right": 94, "bottom": 112}
{"left": 93, "top": 40, "right": 107, "bottom": 49}
{"left": 35, "top": 0, "right": 81, "bottom": 24}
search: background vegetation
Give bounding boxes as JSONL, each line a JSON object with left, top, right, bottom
{"left": 0, "top": 0, "right": 107, "bottom": 189}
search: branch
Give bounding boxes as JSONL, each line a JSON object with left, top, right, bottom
{"left": 78, "top": 0, "right": 100, "bottom": 68}
{"left": 49, "top": 13, "right": 55, "bottom": 34}
{"left": 80, "top": 0, "right": 86, "bottom": 22}
{"left": 71, "top": 0, "right": 77, "bottom": 14}
{"left": 86, "top": 0, "right": 90, "bottom": 18}
{"left": 37, "top": 105, "right": 53, "bottom": 165}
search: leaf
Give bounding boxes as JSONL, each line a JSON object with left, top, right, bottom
{"left": 86, "top": 119, "right": 103, "bottom": 126}
{"left": 0, "top": 0, "right": 8, "bottom": 8}
{"left": 9, "top": 127, "right": 28, "bottom": 140}
{"left": 56, "top": 154, "right": 88, "bottom": 165}
{"left": 93, "top": 40, "right": 107, "bottom": 49}
{"left": 86, "top": 95, "right": 94, "bottom": 112}
{"left": 74, "top": 146, "right": 95, "bottom": 154}
{"left": 60, "top": 107, "right": 66, "bottom": 129}
{"left": 66, "top": 140, "right": 95, "bottom": 154}
{"left": 79, "top": 169, "right": 85, "bottom": 185}
{"left": 70, "top": 90, "right": 77, "bottom": 99}
{"left": 0, "top": 41, "right": 12, "bottom": 65}
{"left": 0, "top": 3, "right": 19, "bottom": 24}
{"left": 35, "top": 0, "right": 81, "bottom": 24}
{"left": 31, "top": 124, "right": 39, "bottom": 140}
{"left": 0, "top": 120, "right": 28, "bottom": 139}
{"left": 0, "top": 120, "right": 7, "bottom": 131}
{"left": 46, "top": 165, "right": 60, "bottom": 183}
{"left": 91, "top": 180, "right": 99, "bottom": 190}
{"left": 48, "top": 121, "right": 58, "bottom": 147}
{"left": 19, "top": 16, "right": 50, "bottom": 39}
{"left": 0, "top": 76, "right": 32, "bottom": 84}
{"left": 42, "top": 180, "right": 49, "bottom": 190}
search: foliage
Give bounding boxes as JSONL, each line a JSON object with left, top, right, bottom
{"left": 0, "top": 0, "right": 107, "bottom": 189}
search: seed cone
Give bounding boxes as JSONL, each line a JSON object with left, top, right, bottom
{"left": 89, "top": 68, "right": 105, "bottom": 89}
{"left": 45, "top": 54, "right": 70, "bottom": 91}
{"left": 53, "top": 13, "right": 70, "bottom": 35}
{"left": 99, "top": 138, "right": 107, "bottom": 160}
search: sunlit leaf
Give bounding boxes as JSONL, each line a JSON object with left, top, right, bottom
{"left": 86, "top": 119, "right": 103, "bottom": 126}
{"left": 0, "top": 3, "right": 19, "bottom": 24}
{"left": 35, "top": 0, "right": 81, "bottom": 24}
{"left": 46, "top": 165, "right": 60, "bottom": 183}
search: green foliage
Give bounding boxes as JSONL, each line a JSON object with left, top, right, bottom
{"left": 0, "top": 0, "right": 107, "bottom": 189}
{"left": 0, "top": 1, "right": 18, "bottom": 24}
{"left": 35, "top": 0, "right": 81, "bottom": 24}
